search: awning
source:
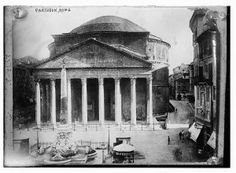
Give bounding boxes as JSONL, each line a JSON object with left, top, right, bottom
{"left": 207, "top": 131, "right": 216, "bottom": 149}
{"left": 113, "top": 143, "right": 135, "bottom": 152}
{"left": 188, "top": 122, "right": 203, "bottom": 142}
{"left": 115, "top": 152, "right": 134, "bottom": 156}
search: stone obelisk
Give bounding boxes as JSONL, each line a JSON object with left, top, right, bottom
{"left": 60, "top": 64, "right": 68, "bottom": 124}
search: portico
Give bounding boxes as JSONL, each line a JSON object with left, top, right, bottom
{"left": 35, "top": 75, "right": 153, "bottom": 128}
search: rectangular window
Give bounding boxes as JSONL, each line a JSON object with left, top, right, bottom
{"left": 203, "top": 40, "right": 206, "bottom": 56}
{"left": 197, "top": 87, "right": 199, "bottom": 100}
{"left": 207, "top": 39, "right": 212, "bottom": 55}
{"left": 209, "top": 63, "right": 213, "bottom": 81}
{"left": 199, "top": 66, "right": 203, "bottom": 79}
{"left": 200, "top": 39, "right": 212, "bottom": 58}
{"left": 200, "top": 92, "right": 204, "bottom": 106}
{"left": 205, "top": 64, "right": 208, "bottom": 73}
{"left": 194, "top": 65, "right": 198, "bottom": 77}
{"left": 199, "top": 43, "right": 203, "bottom": 59}
{"left": 213, "top": 86, "right": 216, "bottom": 100}
{"left": 206, "top": 87, "right": 210, "bottom": 102}
{"left": 204, "top": 64, "right": 208, "bottom": 79}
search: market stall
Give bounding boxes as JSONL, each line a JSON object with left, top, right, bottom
{"left": 112, "top": 142, "right": 135, "bottom": 163}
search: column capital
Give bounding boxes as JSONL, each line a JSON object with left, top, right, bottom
{"left": 50, "top": 79, "right": 56, "bottom": 85}
{"left": 34, "top": 78, "right": 41, "bottom": 83}
{"left": 114, "top": 77, "right": 121, "bottom": 82}
{"left": 147, "top": 76, "right": 153, "bottom": 83}
{"left": 81, "top": 78, "right": 87, "bottom": 85}
{"left": 98, "top": 78, "right": 104, "bottom": 85}
{"left": 130, "top": 77, "right": 136, "bottom": 85}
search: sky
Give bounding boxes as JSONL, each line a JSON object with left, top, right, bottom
{"left": 13, "top": 6, "right": 194, "bottom": 73}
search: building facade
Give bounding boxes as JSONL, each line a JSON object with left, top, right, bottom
{"left": 33, "top": 16, "right": 170, "bottom": 128}
{"left": 13, "top": 57, "right": 39, "bottom": 127}
{"left": 168, "top": 74, "right": 175, "bottom": 100}
{"left": 169, "top": 63, "right": 193, "bottom": 100}
{"left": 189, "top": 9, "right": 219, "bottom": 153}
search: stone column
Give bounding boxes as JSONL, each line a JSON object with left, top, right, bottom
{"left": 67, "top": 78, "right": 72, "bottom": 125}
{"left": 60, "top": 67, "right": 68, "bottom": 124}
{"left": 36, "top": 80, "right": 41, "bottom": 128}
{"left": 115, "top": 78, "right": 122, "bottom": 125}
{"left": 50, "top": 79, "right": 56, "bottom": 128}
{"left": 147, "top": 77, "right": 153, "bottom": 125}
{"left": 99, "top": 78, "right": 105, "bottom": 125}
{"left": 130, "top": 77, "right": 136, "bottom": 125}
{"left": 82, "top": 78, "right": 87, "bottom": 124}
{"left": 46, "top": 83, "right": 50, "bottom": 123}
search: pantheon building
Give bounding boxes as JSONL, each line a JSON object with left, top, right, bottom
{"left": 34, "top": 16, "right": 171, "bottom": 128}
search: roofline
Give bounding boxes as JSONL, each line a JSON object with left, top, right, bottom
{"left": 34, "top": 66, "right": 151, "bottom": 71}
{"left": 70, "top": 15, "right": 149, "bottom": 34}
{"left": 35, "top": 38, "right": 152, "bottom": 68}
{"left": 189, "top": 8, "right": 207, "bottom": 32}
{"left": 52, "top": 31, "right": 150, "bottom": 39}
{"left": 148, "top": 38, "right": 171, "bottom": 48}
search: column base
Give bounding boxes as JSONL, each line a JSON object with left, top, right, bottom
{"left": 56, "top": 124, "right": 73, "bottom": 131}
{"left": 52, "top": 124, "right": 57, "bottom": 129}
{"left": 116, "top": 121, "right": 122, "bottom": 126}
{"left": 131, "top": 119, "right": 136, "bottom": 125}
{"left": 67, "top": 121, "right": 72, "bottom": 126}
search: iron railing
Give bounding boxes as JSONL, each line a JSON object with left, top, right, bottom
{"left": 15, "top": 121, "right": 166, "bottom": 132}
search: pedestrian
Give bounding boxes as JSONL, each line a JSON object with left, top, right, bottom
{"left": 168, "top": 136, "right": 170, "bottom": 145}
{"left": 179, "top": 131, "right": 182, "bottom": 140}
{"left": 181, "top": 130, "right": 185, "bottom": 142}
{"left": 175, "top": 108, "right": 178, "bottom": 113}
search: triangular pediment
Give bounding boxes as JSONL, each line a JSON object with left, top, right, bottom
{"left": 36, "top": 39, "right": 151, "bottom": 69}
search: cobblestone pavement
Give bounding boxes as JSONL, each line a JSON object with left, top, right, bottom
{"left": 12, "top": 125, "right": 206, "bottom": 166}
{"left": 168, "top": 100, "right": 194, "bottom": 124}
{"left": 10, "top": 100, "right": 202, "bottom": 166}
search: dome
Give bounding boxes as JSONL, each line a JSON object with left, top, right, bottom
{"left": 70, "top": 16, "right": 148, "bottom": 34}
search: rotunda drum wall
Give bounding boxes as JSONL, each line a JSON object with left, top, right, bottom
{"left": 146, "top": 41, "right": 169, "bottom": 63}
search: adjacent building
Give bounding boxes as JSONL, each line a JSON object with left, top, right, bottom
{"left": 33, "top": 16, "right": 171, "bottom": 128}
{"left": 13, "top": 57, "right": 39, "bottom": 128}
{"left": 169, "top": 63, "right": 194, "bottom": 101}
{"left": 189, "top": 9, "right": 219, "bottom": 154}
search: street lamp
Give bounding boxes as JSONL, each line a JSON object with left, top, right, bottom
{"left": 107, "top": 126, "right": 110, "bottom": 154}
{"left": 102, "top": 148, "right": 105, "bottom": 163}
{"left": 36, "top": 127, "right": 39, "bottom": 150}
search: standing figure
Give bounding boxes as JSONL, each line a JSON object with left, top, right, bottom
{"left": 179, "top": 131, "right": 182, "bottom": 140}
